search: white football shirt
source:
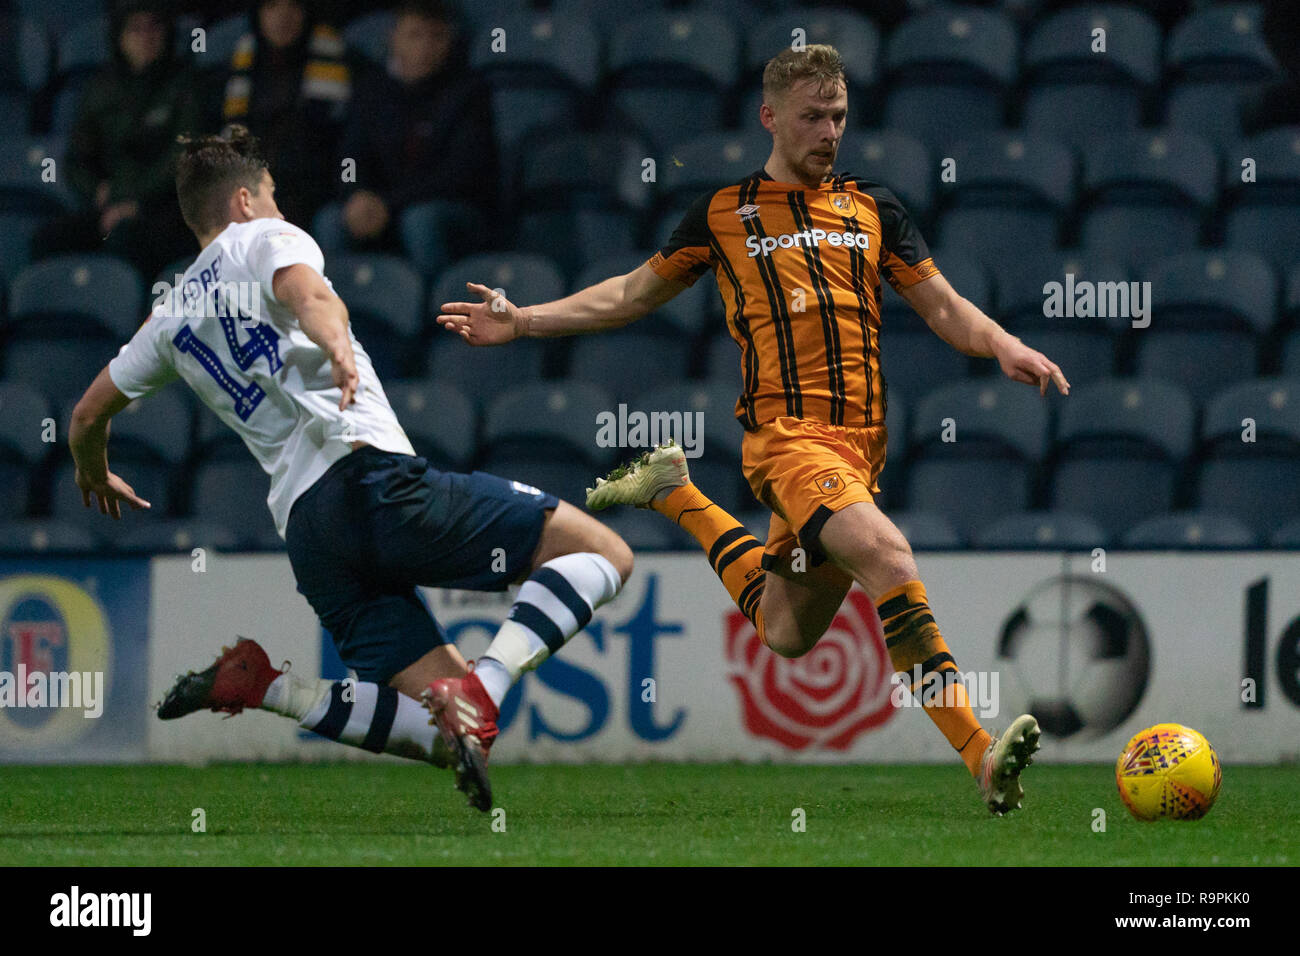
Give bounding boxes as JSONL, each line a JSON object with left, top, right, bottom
{"left": 108, "top": 218, "right": 416, "bottom": 538}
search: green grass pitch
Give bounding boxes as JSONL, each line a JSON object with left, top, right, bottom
{"left": 2, "top": 763, "right": 1297, "bottom": 866}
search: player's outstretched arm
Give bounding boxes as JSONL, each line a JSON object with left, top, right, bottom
{"left": 273, "top": 263, "right": 359, "bottom": 410}
{"left": 901, "top": 273, "right": 1070, "bottom": 397}
{"left": 69, "top": 366, "right": 151, "bottom": 519}
{"left": 436, "top": 263, "right": 687, "bottom": 345}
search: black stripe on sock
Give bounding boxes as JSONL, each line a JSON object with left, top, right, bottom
{"left": 876, "top": 593, "right": 914, "bottom": 621}
{"left": 738, "top": 577, "right": 765, "bottom": 621}
{"left": 361, "top": 685, "right": 399, "bottom": 754}
{"left": 884, "top": 611, "right": 936, "bottom": 647}
{"left": 708, "top": 526, "right": 748, "bottom": 568}
{"left": 532, "top": 567, "right": 594, "bottom": 629}
{"left": 511, "top": 602, "right": 567, "bottom": 654}
{"left": 309, "top": 681, "right": 352, "bottom": 740}
{"left": 919, "top": 652, "right": 957, "bottom": 676}
{"left": 715, "top": 537, "right": 761, "bottom": 579}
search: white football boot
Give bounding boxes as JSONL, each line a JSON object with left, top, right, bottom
{"left": 977, "top": 714, "right": 1042, "bottom": 815}
{"left": 586, "top": 441, "right": 690, "bottom": 511}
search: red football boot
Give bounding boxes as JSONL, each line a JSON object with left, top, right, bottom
{"left": 421, "top": 665, "right": 500, "bottom": 812}
{"left": 156, "top": 638, "right": 282, "bottom": 719}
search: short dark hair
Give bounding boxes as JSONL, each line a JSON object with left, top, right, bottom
{"left": 174, "top": 125, "right": 268, "bottom": 233}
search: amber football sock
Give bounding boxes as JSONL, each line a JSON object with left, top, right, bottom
{"left": 875, "top": 579, "right": 992, "bottom": 775}
{"left": 653, "top": 484, "right": 769, "bottom": 640}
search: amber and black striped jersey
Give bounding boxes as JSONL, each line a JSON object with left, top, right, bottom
{"left": 648, "top": 169, "right": 940, "bottom": 429}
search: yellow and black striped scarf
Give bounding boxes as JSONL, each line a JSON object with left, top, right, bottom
{"left": 222, "top": 23, "right": 350, "bottom": 120}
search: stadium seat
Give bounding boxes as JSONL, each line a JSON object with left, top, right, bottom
{"left": 199, "top": 15, "right": 250, "bottom": 72}
{"left": 604, "top": 12, "right": 741, "bottom": 153}
{"left": 482, "top": 382, "right": 616, "bottom": 468}
{"left": 398, "top": 200, "right": 481, "bottom": 277}
{"left": 883, "top": 7, "right": 1017, "bottom": 152}
{"left": 1195, "top": 378, "right": 1300, "bottom": 535}
{"left": 512, "top": 130, "right": 652, "bottom": 275}
{"left": 549, "top": 0, "right": 665, "bottom": 36}
{"left": 838, "top": 131, "right": 933, "bottom": 224}
{"left": 705, "top": 331, "right": 743, "bottom": 392}
{"left": 48, "top": 452, "right": 172, "bottom": 529}
{"left": 0, "top": 518, "right": 98, "bottom": 554}
{"left": 1222, "top": 128, "right": 1300, "bottom": 271}
{"left": 878, "top": 327, "right": 972, "bottom": 406}
{"left": 746, "top": 9, "right": 880, "bottom": 94}
{"left": 1165, "top": 3, "right": 1278, "bottom": 82}
{"left": 937, "top": 133, "right": 1075, "bottom": 268}
{"left": 887, "top": 510, "right": 963, "bottom": 550}
{"left": 189, "top": 448, "right": 280, "bottom": 549}
{"left": 1021, "top": 5, "right": 1160, "bottom": 149}
{"left": 0, "top": 136, "right": 75, "bottom": 215}
{"left": 55, "top": 16, "right": 110, "bottom": 79}
{"left": 904, "top": 379, "right": 1049, "bottom": 538}
{"left": 432, "top": 253, "right": 566, "bottom": 323}
{"left": 326, "top": 254, "right": 425, "bottom": 379}
{"left": 0, "top": 15, "right": 51, "bottom": 95}
{"left": 1048, "top": 378, "right": 1195, "bottom": 537}
{"left": 0, "top": 214, "right": 40, "bottom": 286}
{"left": 630, "top": 381, "right": 746, "bottom": 459}
{"left": 599, "top": 506, "right": 695, "bottom": 550}
{"left": 15, "top": 0, "right": 105, "bottom": 31}
{"left": 973, "top": 510, "right": 1109, "bottom": 549}
{"left": 0, "top": 381, "right": 50, "bottom": 519}
{"left": 883, "top": 248, "right": 991, "bottom": 329}
{"left": 658, "top": 131, "right": 770, "bottom": 211}
{"left": 383, "top": 379, "right": 477, "bottom": 470}
{"left": 110, "top": 387, "right": 193, "bottom": 466}
{"left": 573, "top": 251, "right": 717, "bottom": 339}
{"left": 992, "top": 250, "right": 1130, "bottom": 324}
{"left": 1133, "top": 251, "right": 1275, "bottom": 401}
{"left": 875, "top": 390, "right": 907, "bottom": 509}
{"left": 425, "top": 335, "right": 547, "bottom": 410}
{"left": 470, "top": 13, "right": 599, "bottom": 156}
{"left": 1079, "top": 131, "right": 1217, "bottom": 264}
{"left": 1269, "top": 517, "right": 1300, "bottom": 548}
{"left": 1122, "top": 511, "right": 1258, "bottom": 549}
{"left": 569, "top": 332, "right": 692, "bottom": 404}
{"left": 8, "top": 254, "right": 143, "bottom": 339}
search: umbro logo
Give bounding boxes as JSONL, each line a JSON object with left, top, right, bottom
{"left": 735, "top": 203, "right": 760, "bottom": 221}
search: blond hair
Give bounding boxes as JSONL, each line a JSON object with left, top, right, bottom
{"left": 761, "top": 44, "right": 846, "bottom": 105}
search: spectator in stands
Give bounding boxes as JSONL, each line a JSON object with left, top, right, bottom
{"left": 328, "top": 0, "right": 495, "bottom": 254}
{"left": 34, "top": 0, "right": 199, "bottom": 278}
{"left": 219, "top": 0, "right": 350, "bottom": 226}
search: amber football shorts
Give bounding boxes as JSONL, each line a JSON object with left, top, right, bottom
{"left": 741, "top": 416, "right": 888, "bottom": 569}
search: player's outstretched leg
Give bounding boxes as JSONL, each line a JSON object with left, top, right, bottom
{"left": 587, "top": 442, "right": 774, "bottom": 641}
{"left": 157, "top": 638, "right": 453, "bottom": 768}
{"left": 977, "top": 714, "right": 1042, "bottom": 815}
{"left": 422, "top": 500, "right": 631, "bottom": 811}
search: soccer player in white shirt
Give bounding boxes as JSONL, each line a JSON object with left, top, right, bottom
{"left": 67, "top": 126, "right": 631, "bottom": 811}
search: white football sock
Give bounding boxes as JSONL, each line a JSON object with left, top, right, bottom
{"left": 263, "top": 672, "right": 441, "bottom": 763}
{"left": 478, "top": 552, "right": 622, "bottom": 708}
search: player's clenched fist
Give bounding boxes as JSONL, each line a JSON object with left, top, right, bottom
{"left": 437, "top": 282, "right": 526, "bottom": 346}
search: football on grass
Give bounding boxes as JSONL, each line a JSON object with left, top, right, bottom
{"left": 1115, "top": 723, "right": 1222, "bottom": 821}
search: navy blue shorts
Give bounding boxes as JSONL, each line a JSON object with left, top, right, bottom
{"left": 285, "top": 447, "right": 559, "bottom": 684}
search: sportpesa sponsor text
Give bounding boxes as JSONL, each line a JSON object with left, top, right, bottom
{"left": 745, "top": 229, "right": 872, "bottom": 257}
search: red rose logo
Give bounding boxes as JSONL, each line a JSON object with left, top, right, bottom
{"left": 725, "top": 588, "right": 895, "bottom": 750}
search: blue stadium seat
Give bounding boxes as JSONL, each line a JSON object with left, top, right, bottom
{"left": 512, "top": 131, "right": 652, "bottom": 275}
{"left": 884, "top": 7, "right": 1017, "bottom": 152}
{"left": 839, "top": 131, "right": 933, "bottom": 223}
{"left": 8, "top": 254, "right": 143, "bottom": 338}
{"left": 0, "top": 518, "right": 98, "bottom": 554}
{"left": 938, "top": 133, "right": 1075, "bottom": 268}
{"left": 1049, "top": 378, "right": 1194, "bottom": 537}
{"left": 0, "top": 135, "right": 75, "bottom": 215}
{"left": 398, "top": 200, "right": 480, "bottom": 277}
{"left": 425, "top": 335, "right": 547, "bottom": 410}
{"left": 0, "top": 381, "right": 50, "bottom": 519}
{"left": 904, "top": 379, "right": 1049, "bottom": 537}
{"left": 1021, "top": 5, "right": 1160, "bottom": 148}
{"left": 1133, "top": 251, "right": 1275, "bottom": 401}
{"left": 383, "top": 379, "right": 477, "bottom": 470}
{"left": 327, "top": 254, "right": 425, "bottom": 379}
{"left": 15, "top": 0, "right": 104, "bottom": 30}
{"left": 116, "top": 518, "right": 242, "bottom": 554}
{"left": 1079, "top": 131, "right": 1217, "bottom": 264}
{"left": 0, "top": 16, "right": 51, "bottom": 95}
{"left": 342, "top": 10, "right": 394, "bottom": 65}
{"left": 878, "top": 327, "right": 972, "bottom": 406}
{"left": 482, "top": 382, "right": 616, "bottom": 468}
{"left": 1222, "top": 128, "right": 1300, "bottom": 271}
{"left": 705, "top": 331, "right": 743, "bottom": 393}
{"left": 1165, "top": 3, "right": 1278, "bottom": 82}
{"left": 549, "top": 0, "right": 665, "bottom": 36}
{"left": 0, "top": 93, "right": 30, "bottom": 139}
{"left": 189, "top": 449, "right": 279, "bottom": 548}
{"left": 658, "top": 131, "right": 770, "bottom": 211}
{"left": 1195, "top": 378, "right": 1300, "bottom": 535}
{"left": 877, "top": 389, "right": 907, "bottom": 509}
{"left": 746, "top": 10, "right": 880, "bottom": 94}
{"left": 111, "top": 388, "right": 192, "bottom": 466}
{"left": 887, "top": 510, "right": 963, "bottom": 550}
{"left": 605, "top": 12, "right": 741, "bottom": 152}
{"left": 569, "top": 332, "right": 691, "bottom": 404}
{"left": 573, "top": 251, "right": 716, "bottom": 338}
{"left": 973, "top": 510, "right": 1108, "bottom": 549}
{"left": 48, "top": 450, "right": 172, "bottom": 527}
{"left": 1122, "top": 511, "right": 1258, "bottom": 549}
{"left": 630, "top": 381, "right": 746, "bottom": 458}
{"left": 470, "top": 13, "right": 599, "bottom": 156}
{"left": 198, "top": 15, "right": 250, "bottom": 71}
{"left": 1165, "top": 84, "right": 1252, "bottom": 151}
{"left": 882, "top": 248, "right": 990, "bottom": 329}
{"left": 599, "top": 506, "right": 695, "bottom": 550}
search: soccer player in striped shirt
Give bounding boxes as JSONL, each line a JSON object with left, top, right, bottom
{"left": 437, "top": 46, "right": 1071, "bottom": 814}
